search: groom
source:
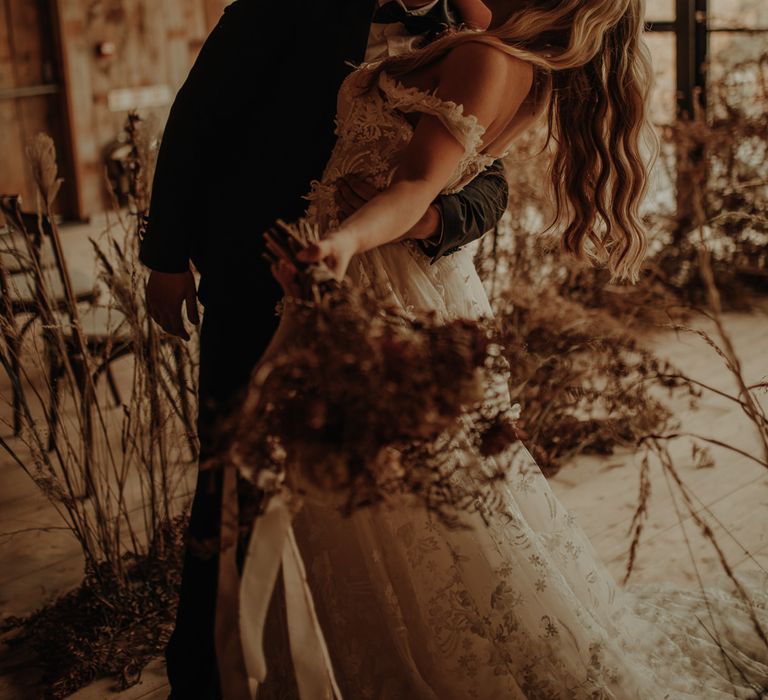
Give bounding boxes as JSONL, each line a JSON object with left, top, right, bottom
{"left": 141, "top": 1, "right": 506, "bottom": 697}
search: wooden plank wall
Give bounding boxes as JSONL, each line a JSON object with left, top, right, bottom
{"left": 0, "top": 0, "right": 77, "bottom": 217}
{"left": 52, "top": 0, "right": 230, "bottom": 218}
{"left": 0, "top": 0, "right": 36, "bottom": 209}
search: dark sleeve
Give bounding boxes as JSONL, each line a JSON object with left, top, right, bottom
{"left": 138, "top": 87, "right": 201, "bottom": 273}
{"left": 139, "top": 1, "right": 289, "bottom": 273}
{"left": 139, "top": 9, "right": 231, "bottom": 273}
{"left": 418, "top": 159, "right": 509, "bottom": 263}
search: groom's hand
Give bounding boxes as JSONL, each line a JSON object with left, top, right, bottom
{"left": 336, "top": 175, "right": 442, "bottom": 242}
{"left": 145, "top": 269, "right": 200, "bottom": 341}
{"left": 398, "top": 204, "right": 442, "bottom": 243}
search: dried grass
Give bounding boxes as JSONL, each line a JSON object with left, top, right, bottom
{"left": 0, "top": 117, "right": 197, "bottom": 697}
{"left": 0, "top": 47, "right": 765, "bottom": 699}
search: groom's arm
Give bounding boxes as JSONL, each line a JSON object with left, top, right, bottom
{"left": 420, "top": 159, "right": 508, "bottom": 263}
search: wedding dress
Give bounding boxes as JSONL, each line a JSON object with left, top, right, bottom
{"left": 239, "top": 63, "right": 768, "bottom": 700}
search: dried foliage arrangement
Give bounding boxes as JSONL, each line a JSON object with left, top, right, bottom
{"left": 229, "top": 226, "right": 521, "bottom": 526}
{"left": 486, "top": 51, "right": 767, "bottom": 310}
{"left": 0, "top": 118, "right": 197, "bottom": 697}
{"left": 0, "top": 519, "right": 184, "bottom": 697}
{"left": 618, "top": 263, "right": 768, "bottom": 674}
{"left": 648, "top": 53, "right": 768, "bottom": 307}
{"left": 623, "top": 168, "right": 768, "bottom": 590}
{"left": 496, "top": 283, "right": 693, "bottom": 475}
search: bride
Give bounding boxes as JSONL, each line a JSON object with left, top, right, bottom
{"left": 223, "top": 1, "right": 768, "bottom": 698}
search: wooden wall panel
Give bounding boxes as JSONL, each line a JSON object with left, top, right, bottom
{"left": 0, "top": 0, "right": 28, "bottom": 206}
{"left": 8, "top": 1, "right": 42, "bottom": 84}
{"left": 0, "top": 0, "right": 76, "bottom": 215}
{"left": 43, "top": 0, "right": 226, "bottom": 217}
{"left": 0, "top": 107, "right": 29, "bottom": 208}
{"left": 0, "top": 0, "right": 12, "bottom": 87}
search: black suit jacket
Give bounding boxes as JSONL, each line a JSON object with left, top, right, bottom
{"left": 140, "top": 0, "right": 508, "bottom": 308}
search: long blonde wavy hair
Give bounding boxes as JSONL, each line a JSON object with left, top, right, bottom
{"left": 366, "top": 0, "right": 656, "bottom": 281}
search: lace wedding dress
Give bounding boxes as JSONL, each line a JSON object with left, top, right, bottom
{"left": 244, "top": 64, "right": 768, "bottom": 700}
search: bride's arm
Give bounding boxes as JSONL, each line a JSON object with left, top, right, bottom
{"left": 298, "top": 43, "right": 533, "bottom": 279}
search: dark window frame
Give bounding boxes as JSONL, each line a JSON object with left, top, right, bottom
{"left": 646, "top": 1, "right": 768, "bottom": 119}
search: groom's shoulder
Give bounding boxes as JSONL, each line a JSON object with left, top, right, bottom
{"left": 214, "top": 0, "right": 341, "bottom": 47}
{"left": 220, "top": 0, "right": 316, "bottom": 26}
{"left": 223, "top": 0, "right": 293, "bottom": 18}
{"left": 224, "top": 0, "right": 351, "bottom": 18}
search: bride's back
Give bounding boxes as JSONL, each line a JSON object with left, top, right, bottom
{"left": 379, "top": 37, "right": 548, "bottom": 158}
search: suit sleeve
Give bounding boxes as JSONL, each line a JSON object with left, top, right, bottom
{"left": 139, "top": 1, "right": 289, "bottom": 273}
{"left": 419, "top": 159, "right": 509, "bottom": 263}
{"left": 138, "top": 85, "right": 201, "bottom": 273}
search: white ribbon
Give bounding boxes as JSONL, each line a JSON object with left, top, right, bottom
{"left": 216, "top": 466, "right": 342, "bottom": 700}
{"left": 281, "top": 525, "right": 342, "bottom": 700}
{"left": 215, "top": 466, "right": 252, "bottom": 700}
{"left": 239, "top": 495, "right": 293, "bottom": 690}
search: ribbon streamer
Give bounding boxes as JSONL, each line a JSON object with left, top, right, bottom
{"left": 215, "top": 466, "right": 252, "bottom": 700}
{"left": 215, "top": 466, "right": 342, "bottom": 699}
{"left": 239, "top": 496, "right": 292, "bottom": 690}
{"left": 282, "top": 525, "right": 342, "bottom": 700}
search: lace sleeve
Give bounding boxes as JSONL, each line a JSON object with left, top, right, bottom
{"left": 376, "top": 72, "right": 486, "bottom": 158}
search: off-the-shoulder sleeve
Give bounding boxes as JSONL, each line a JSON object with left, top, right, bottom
{"left": 377, "top": 71, "right": 486, "bottom": 158}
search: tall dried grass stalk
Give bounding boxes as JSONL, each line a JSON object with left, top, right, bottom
{"left": 620, "top": 127, "right": 768, "bottom": 682}
{"left": 0, "top": 118, "right": 198, "bottom": 696}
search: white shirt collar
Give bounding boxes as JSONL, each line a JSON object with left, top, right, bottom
{"left": 366, "top": 0, "right": 441, "bottom": 63}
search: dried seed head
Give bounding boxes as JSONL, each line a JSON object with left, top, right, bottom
{"left": 26, "top": 133, "right": 63, "bottom": 207}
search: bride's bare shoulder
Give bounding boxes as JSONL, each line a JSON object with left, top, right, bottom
{"left": 435, "top": 39, "right": 534, "bottom": 120}
{"left": 440, "top": 38, "right": 534, "bottom": 89}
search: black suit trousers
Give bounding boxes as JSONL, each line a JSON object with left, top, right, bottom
{"left": 166, "top": 303, "right": 279, "bottom": 699}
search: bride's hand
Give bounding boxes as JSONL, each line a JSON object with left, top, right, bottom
{"left": 296, "top": 231, "right": 358, "bottom": 282}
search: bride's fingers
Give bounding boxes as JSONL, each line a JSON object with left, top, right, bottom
{"left": 296, "top": 243, "right": 320, "bottom": 262}
{"left": 295, "top": 238, "right": 352, "bottom": 282}
{"left": 297, "top": 240, "right": 332, "bottom": 264}
{"left": 324, "top": 249, "right": 352, "bottom": 283}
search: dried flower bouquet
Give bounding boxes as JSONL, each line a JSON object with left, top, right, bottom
{"left": 226, "top": 220, "right": 521, "bottom": 524}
